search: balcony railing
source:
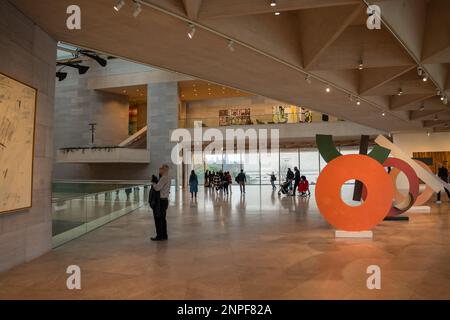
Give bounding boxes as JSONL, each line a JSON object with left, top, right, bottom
{"left": 178, "top": 112, "right": 339, "bottom": 128}
{"left": 52, "top": 184, "right": 148, "bottom": 247}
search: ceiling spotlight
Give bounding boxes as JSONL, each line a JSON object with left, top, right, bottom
{"left": 305, "top": 74, "right": 311, "bottom": 84}
{"left": 228, "top": 40, "right": 235, "bottom": 52}
{"left": 358, "top": 60, "right": 363, "bottom": 70}
{"left": 440, "top": 95, "right": 445, "bottom": 101}
{"left": 274, "top": 12, "right": 281, "bottom": 16}
{"left": 114, "top": 0, "right": 125, "bottom": 12}
{"left": 419, "top": 104, "right": 425, "bottom": 111}
{"left": 188, "top": 23, "right": 196, "bottom": 39}
{"left": 443, "top": 96, "right": 448, "bottom": 105}
{"left": 132, "top": 1, "right": 142, "bottom": 17}
{"left": 356, "top": 99, "right": 361, "bottom": 106}
{"left": 79, "top": 50, "right": 107, "bottom": 67}
{"left": 427, "top": 131, "right": 431, "bottom": 136}
{"left": 422, "top": 75, "right": 428, "bottom": 82}
{"left": 270, "top": 0, "right": 277, "bottom": 7}
{"left": 417, "top": 67, "right": 423, "bottom": 77}
{"left": 57, "top": 62, "right": 90, "bottom": 75}
{"left": 397, "top": 88, "right": 403, "bottom": 96}
{"left": 325, "top": 85, "right": 331, "bottom": 93}
{"left": 382, "top": 112, "right": 386, "bottom": 116}
{"left": 55, "top": 71, "right": 67, "bottom": 81}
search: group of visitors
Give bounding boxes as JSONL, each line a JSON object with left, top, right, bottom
{"left": 203, "top": 169, "right": 247, "bottom": 194}
{"left": 284, "top": 166, "right": 310, "bottom": 197}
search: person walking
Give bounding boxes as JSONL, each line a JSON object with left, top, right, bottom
{"left": 222, "top": 171, "right": 230, "bottom": 195}
{"left": 189, "top": 170, "right": 198, "bottom": 200}
{"left": 270, "top": 172, "right": 277, "bottom": 190}
{"left": 204, "top": 170, "right": 209, "bottom": 187}
{"left": 151, "top": 164, "right": 171, "bottom": 241}
{"left": 436, "top": 162, "right": 450, "bottom": 204}
{"left": 293, "top": 166, "right": 300, "bottom": 196}
{"left": 236, "top": 169, "right": 247, "bottom": 193}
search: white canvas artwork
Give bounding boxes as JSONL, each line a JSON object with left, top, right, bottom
{"left": 0, "top": 73, "right": 37, "bottom": 214}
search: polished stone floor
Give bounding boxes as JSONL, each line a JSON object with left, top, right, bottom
{"left": 0, "top": 185, "right": 449, "bottom": 300}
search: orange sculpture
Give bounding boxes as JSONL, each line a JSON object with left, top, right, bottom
{"left": 315, "top": 154, "right": 395, "bottom": 231}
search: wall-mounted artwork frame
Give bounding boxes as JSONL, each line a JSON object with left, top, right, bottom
{"left": 0, "top": 72, "right": 37, "bottom": 214}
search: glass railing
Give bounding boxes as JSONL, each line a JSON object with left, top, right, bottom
{"left": 178, "top": 113, "right": 341, "bottom": 128}
{"left": 52, "top": 184, "right": 149, "bottom": 248}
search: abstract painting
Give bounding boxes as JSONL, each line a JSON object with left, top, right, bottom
{"left": 0, "top": 72, "right": 37, "bottom": 214}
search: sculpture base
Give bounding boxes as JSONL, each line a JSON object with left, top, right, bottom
{"left": 335, "top": 230, "right": 373, "bottom": 238}
{"left": 384, "top": 216, "right": 409, "bottom": 221}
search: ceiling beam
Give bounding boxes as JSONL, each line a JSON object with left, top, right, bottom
{"left": 308, "top": 27, "right": 415, "bottom": 71}
{"left": 410, "top": 109, "right": 448, "bottom": 121}
{"left": 359, "top": 66, "right": 415, "bottom": 95}
{"left": 390, "top": 93, "right": 436, "bottom": 110}
{"left": 423, "top": 119, "right": 450, "bottom": 128}
{"left": 299, "top": 3, "right": 362, "bottom": 69}
{"left": 182, "top": 0, "right": 203, "bottom": 20}
{"left": 197, "top": 0, "right": 360, "bottom": 19}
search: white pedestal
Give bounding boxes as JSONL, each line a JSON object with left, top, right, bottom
{"left": 335, "top": 230, "right": 373, "bottom": 238}
{"left": 406, "top": 206, "right": 431, "bottom": 213}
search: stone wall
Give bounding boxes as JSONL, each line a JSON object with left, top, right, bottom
{"left": 0, "top": 0, "right": 56, "bottom": 272}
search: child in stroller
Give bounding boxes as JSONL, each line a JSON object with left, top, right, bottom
{"left": 278, "top": 179, "right": 293, "bottom": 196}
{"left": 297, "top": 175, "right": 310, "bottom": 197}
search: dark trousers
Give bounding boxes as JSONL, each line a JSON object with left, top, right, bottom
{"left": 437, "top": 188, "right": 450, "bottom": 201}
{"left": 154, "top": 199, "right": 168, "bottom": 239}
{"left": 293, "top": 179, "right": 300, "bottom": 195}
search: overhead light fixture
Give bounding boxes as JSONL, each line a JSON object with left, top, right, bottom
{"left": 422, "top": 74, "right": 428, "bottom": 82}
{"left": 57, "top": 62, "right": 90, "bottom": 75}
{"left": 270, "top": 0, "right": 277, "bottom": 7}
{"left": 55, "top": 71, "right": 67, "bottom": 81}
{"left": 188, "top": 23, "right": 196, "bottom": 39}
{"left": 325, "top": 85, "right": 331, "bottom": 93}
{"left": 397, "top": 88, "right": 403, "bottom": 96}
{"left": 228, "top": 40, "right": 235, "bottom": 52}
{"left": 358, "top": 60, "right": 363, "bottom": 70}
{"left": 274, "top": 12, "right": 281, "bottom": 16}
{"left": 440, "top": 95, "right": 445, "bottom": 101}
{"left": 427, "top": 131, "right": 430, "bottom": 136}
{"left": 132, "top": 1, "right": 142, "bottom": 17}
{"left": 349, "top": 94, "right": 353, "bottom": 101}
{"left": 79, "top": 50, "right": 107, "bottom": 67}
{"left": 417, "top": 67, "right": 423, "bottom": 77}
{"left": 305, "top": 74, "right": 311, "bottom": 84}
{"left": 382, "top": 112, "right": 386, "bottom": 116}
{"left": 114, "top": 0, "right": 125, "bottom": 12}
{"left": 434, "top": 114, "right": 439, "bottom": 121}
{"left": 356, "top": 99, "right": 361, "bottom": 106}
{"left": 443, "top": 96, "right": 448, "bottom": 105}
{"left": 419, "top": 104, "right": 425, "bottom": 111}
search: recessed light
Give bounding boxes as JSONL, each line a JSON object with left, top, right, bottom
{"left": 356, "top": 100, "right": 361, "bottom": 106}
{"left": 382, "top": 112, "right": 386, "bottom": 116}
{"left": 397, "top": 88, "right": 403, "bottom": 96}
{"left": 274, "top": 12, "right": 280, "bottom": 16}
{"left": 270, "top": 0, "right": 277, "bottom": 7}
{"left": 325, "top": 85, "right": 331, "bottom": 93}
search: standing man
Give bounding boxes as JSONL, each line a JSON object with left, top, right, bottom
{"left": 151, "top": 164, "right": 171, "bottom": 241}
{"left": 436, "top": 162, "right": 450, "bottom": 204}
{"left": 236, "top": 169, "right": 247, "bottom": 193}
{"left": 293, "top": 166, "right": 300, "bottom": 196}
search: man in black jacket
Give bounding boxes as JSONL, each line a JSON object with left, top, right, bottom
{"left": 436, "top": 162, "right": 450, "bottom": 203}
{"left": 293, "top": 167, "right": 301, "bottom": 196}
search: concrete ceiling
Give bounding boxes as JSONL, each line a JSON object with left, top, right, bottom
{"left": 9, "top": 0, "right": 450, "bottom": 133}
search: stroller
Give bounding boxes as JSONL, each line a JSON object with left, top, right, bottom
{"left": 278, "top": 179, "right": 293, "bottom": 196}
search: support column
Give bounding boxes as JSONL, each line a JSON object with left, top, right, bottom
{"left": 147, "top": 82, "right": 180, "bottom": 185}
